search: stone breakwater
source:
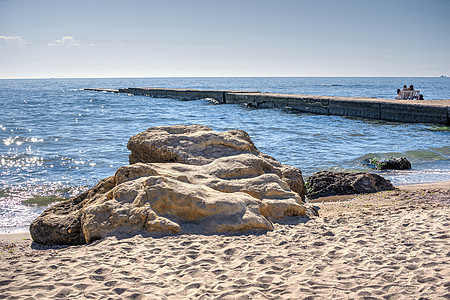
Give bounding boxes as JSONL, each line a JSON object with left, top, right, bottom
{"left": 85, "top": 87, "right": 450, "bottom": 125}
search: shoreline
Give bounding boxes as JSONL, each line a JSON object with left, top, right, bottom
{"left": 2, "top": 176, "right": 448, "bottom": 237}
{"left": 1, "top": 179, "right": 449, "bottom": 299}
{"left": 2, "top": 180, "right": 449, "bottom": 241}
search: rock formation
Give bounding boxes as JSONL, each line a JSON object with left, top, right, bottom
{"left": 31, "top": 125, "right": 310, "bottom": 245}
{"left": 127, "top": 125, "right": 305, "bottom": 196}
{"left": 306, "top": 170, "right": 394, "bottom": 199}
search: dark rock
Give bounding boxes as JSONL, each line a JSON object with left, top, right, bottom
{"left": 29, "top": 196, "right": 85, "bottom": 245}
{"left": 306, "top": 170, "right": 394, "bottom": 199}
{"left": 370, "top": 157, "right": 412, "bottom": 170}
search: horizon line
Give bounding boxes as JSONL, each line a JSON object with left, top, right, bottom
{"left": 0, "top": 75, "right": 447, "bottom": 80}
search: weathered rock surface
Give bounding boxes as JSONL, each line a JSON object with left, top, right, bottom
{"left": 127, "top": 125, "right": 258, "bottom": 165}
{"left": 127, "top": 125, "right": 305, "bottom": 197}
{"left": 30, "top": 125, "right": 309, "bottom": 245}
{"left": 306, "top": 170, "right": 395, "bottom": 199}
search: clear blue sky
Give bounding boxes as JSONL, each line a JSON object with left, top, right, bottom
{"left": 1, "top": 0, "right": 449, "bottom": 78}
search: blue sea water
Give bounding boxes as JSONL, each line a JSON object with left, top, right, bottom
{"left": 1, "top": 77, "right": 449, "bottom": 231}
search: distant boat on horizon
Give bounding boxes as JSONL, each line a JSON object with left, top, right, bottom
{"left": 440, "top": 75, "right": 447, "bottom": 77}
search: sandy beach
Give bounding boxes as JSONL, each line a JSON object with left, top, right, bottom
{"left": 1, "top": 182, "right": 449, "bottom": 299}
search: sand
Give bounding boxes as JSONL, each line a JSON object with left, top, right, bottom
{"left": 1, "top": 182, "right": 449, "bottom": 299}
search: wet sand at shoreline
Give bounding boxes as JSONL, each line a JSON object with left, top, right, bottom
{"left": 1, "top": 182, "right": 449, "bottom": 299}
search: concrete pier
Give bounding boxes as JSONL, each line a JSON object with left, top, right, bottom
{"left": 84, "top": 87, "right": 450, "bottom": 125}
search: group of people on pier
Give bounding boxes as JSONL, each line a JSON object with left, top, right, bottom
{"left": 396, "top": 85, "right": 423, "bottom": 100}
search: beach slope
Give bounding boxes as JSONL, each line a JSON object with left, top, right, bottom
{"left": 1, "top": 182, "right": 449, "bottom": 299}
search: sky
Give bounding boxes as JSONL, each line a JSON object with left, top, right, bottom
{"left": 0, "top": 0, "right": 449, "bottom": 78}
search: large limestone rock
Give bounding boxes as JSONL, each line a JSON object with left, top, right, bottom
{"left": 306, "top": 170, "right": 395, "bottom": 199}
{"left": 127, "top": 125, "right": 305, "bottom": 197}
{"left": 30, "top": 125, "right": 309, "bottom": 245}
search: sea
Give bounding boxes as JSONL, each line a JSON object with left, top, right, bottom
{"left": 1, "top": 77, "right": 449, "bottom": 232}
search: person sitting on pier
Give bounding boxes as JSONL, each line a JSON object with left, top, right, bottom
{"left": 407, "top": 85, "right": 422, "bottom": 100}
{"left": 397, "top": 85, "right": 407, "bottom": 97}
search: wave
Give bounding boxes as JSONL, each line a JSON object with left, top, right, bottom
{"left": 0, "top": 183, "right": 87, "bottom": 228}
{"left": 65, "top": 88, "right": 84, "bottom": 91}
{"left": 427, "top": 125, "right": 450, "bottom": 132}
{"left": 356, "top": 146, "right": 450, "bottom": 165}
